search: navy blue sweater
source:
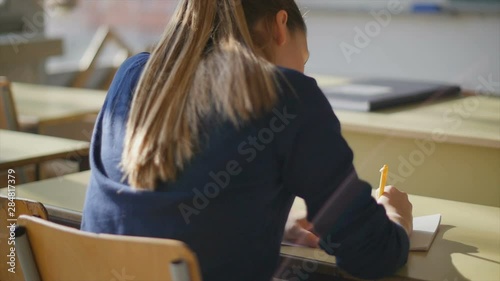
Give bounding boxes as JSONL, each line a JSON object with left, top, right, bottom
{"left": 81, "top": 53, "right": 409, "bottom": 281}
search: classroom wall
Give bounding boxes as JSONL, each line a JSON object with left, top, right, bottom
{"left": 303, "top": 10, "right": 500, "bottom": 94}
{"left": 44, "top": 2, "right": 500, "bottom": 94}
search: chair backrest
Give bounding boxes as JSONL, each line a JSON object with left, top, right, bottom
{"left": 15, "top": 215, "right": 202, "bottom": 281}
{"left": 72, "top": 25, "right": 132, "bottom": 89}
{"left": 0, "top": 77, "right": 20, "bottom": 131}
{"left": 0, "top": 196, "right": 48, "bottom": 221}
{"left": 0, "top": 196, "right": 48, "bottom": 281}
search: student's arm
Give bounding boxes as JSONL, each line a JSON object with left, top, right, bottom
{"left": 282, "top": 74, "right": 411, "bottom": 279}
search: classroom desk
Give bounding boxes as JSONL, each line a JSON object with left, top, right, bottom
{"left": 312, "top": 75, "right": 500, "bottom": 207}
{"left": 0, "top": 130, "right": 90, "bottom": 171}
{"left": 0, "top": 171, "right": 90, "bottom": 227}
{"left": 1, "top": 171, "right": 498, "bottom": 281}
{"left": 281, "top": 195, "right": 500, "bottom": 281}
{"left": 12, "top": 78, "right": 499, "bottom": 205}
{"left": 12, "top": 82, "right": 106, "bottom": 129}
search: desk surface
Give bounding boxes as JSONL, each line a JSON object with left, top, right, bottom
{"left": 0, "top": 130, "right": 89, "bottom": 170}
{"left": 1, "top": 171, "right": 498, "bottom": 281}
{"left": 282, "top": 195, "right": 500, "bottom": 281}
{"left": 12, "top": 79, "right": 499, "bottom": 148}
{"left": 12, "top": 82, "right": 106, "bottom": 126}
{"left": 313, "top": 75, "right": 500, "bottom": 149}
{"left": 0, "top": 171, "right": 90, "bottom": 213}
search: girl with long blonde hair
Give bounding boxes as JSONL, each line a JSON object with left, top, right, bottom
{"left": 82, "top": 1, "right": 412, "bottom": 280}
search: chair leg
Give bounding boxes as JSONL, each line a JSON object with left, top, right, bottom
{"left": 79, "top": 156, "right": 90, "bottom": 171}
{"left": 17, "top": 167, "right": 29, "bottom": 184}
{"left": 35, "top": 164, "right": 41, "bottom": 181}
{"left": 15, "top": 226, "right": 41, "bottom": 281}
{"left": 170, "top": 260, "right": 191, "bottom": 281}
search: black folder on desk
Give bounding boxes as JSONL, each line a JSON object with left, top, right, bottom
{"left": 321, "top": 78, "right": 461, "bottom": 112}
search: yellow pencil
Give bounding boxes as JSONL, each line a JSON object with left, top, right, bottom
{"left": 378, "top": 165, "right": 389, "bottom": 198}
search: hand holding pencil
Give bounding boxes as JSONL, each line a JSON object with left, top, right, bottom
{"left": 376, "top": 165, "right": 414, "bottom": 236}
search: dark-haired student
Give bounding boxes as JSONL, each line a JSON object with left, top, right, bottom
{"left": 81, "top": 1, "right": 413, "bottom": 280}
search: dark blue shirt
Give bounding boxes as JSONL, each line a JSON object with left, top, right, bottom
{"left": 81, "top": 53, "right": 409, "bottom": 281}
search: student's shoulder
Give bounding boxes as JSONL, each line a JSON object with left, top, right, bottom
{"left": 276, "top": 67, "right": 319, "bottom": 92}
{"left": 116, "top": 52, "right": 151, "bottom": 78}
{"left": 125, "top": 52, "right": 151, "bottom": 67}
{"left": 105, "top": 53, "right": 151, "bottom": 106}
{"left": 109, "top": 52, "right": 150, "bottom": 92}
{"left": 275, "top": 67, "right": 330, "bottom": 109}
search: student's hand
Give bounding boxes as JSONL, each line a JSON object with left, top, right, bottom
{"left": 283, "top": 197, "right": 319, "bottom": 248}
{"left": 283, "top": 217, "right": 319, "bottom": 248}
{"left": 376, "top": 186, "right": 413, "bottom": 236}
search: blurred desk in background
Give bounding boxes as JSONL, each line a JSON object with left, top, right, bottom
{"left": 12, "top": 82, "right": 106, "bottom": 135}
{"left": 9, "top": 77, "right": 500, "bottom": 206}
{"left": 0, "top": 170, "right": 89, "bottom": 227}
{"left": 313, "top": 74, "right": 500, "bottom": 207}
{"left": 0, "top": 129, "right": 89, "bottom": 173}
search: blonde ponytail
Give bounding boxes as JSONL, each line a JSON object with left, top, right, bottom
{"left": 121, "top": 0, "right": 281, "bottom": 190}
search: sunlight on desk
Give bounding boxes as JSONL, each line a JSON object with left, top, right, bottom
{"left": 312, "top": 74, "right": 500, "bottom": 207}
{"left": 283, "top": 196, "right": 500, "bottom": 281}
{"left": 1, "top": 171, "right": 499, "bottom": 281}
{"left": 0, "top": 130, "right": 89, "bottom": 170}
{"left": 12, "top": 82, "right": 106, "bottom": 127}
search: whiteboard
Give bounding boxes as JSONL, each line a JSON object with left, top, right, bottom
{"left": 299, "top": 0, "right": 500, "bottom": 13}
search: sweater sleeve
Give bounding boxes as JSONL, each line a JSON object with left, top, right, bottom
{"left": 282, "top": 74, "right": 409, "bottom": 279}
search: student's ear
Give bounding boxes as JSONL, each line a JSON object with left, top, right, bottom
{"left": 273, "top": 10, "right": 289, "bottom": 46}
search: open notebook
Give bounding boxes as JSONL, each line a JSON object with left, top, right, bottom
{"left": 282, "top": 214, "right": 441, "bottom": 252}
{"left": 410, "top": 214, "right": 441, "bottom": 251}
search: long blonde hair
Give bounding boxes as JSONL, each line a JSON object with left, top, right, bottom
{"left": 121, "top": 0, "right": 306, "bottom": 190}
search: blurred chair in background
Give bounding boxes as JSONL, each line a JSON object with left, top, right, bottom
{"left": 0, "top": 76, "right": 20, "bottom": 131}
{"left": 0, "top": 77, "right": 80, "bottom": 183}
{"left": 47, "top": 25, "right": 132, "bottom": 90}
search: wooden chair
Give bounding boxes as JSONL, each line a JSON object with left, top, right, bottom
{"left": 0, "top": 196, "right": 48, "bottom": 281}
{"left": 71, "top": 25, "right": 132, "bottom": 89}
{"left": 0, "top": 76, "right": 80, "bottom": 181}
{"left": 0, "top": 196, "right": 48, "bottom": 221}
{"left": 15, "top": 215, "right": 202, "bottom": 281}
{"left": 0, "top": 76, "right": 20, "bottom": 131}
{"left": 0, "top": 77, "right": 31, "bottom": 183}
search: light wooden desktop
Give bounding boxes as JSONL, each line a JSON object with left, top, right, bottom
{"left": 11, "top": 82, "right": 106, "bottom": 129}
{"left": 281, "top": 195, "right": 500, "bottom": 281}
{"left": 10, "top": 78, "right": 499, "bottom": 206}
{"left": 1, "top": 171, "right": 498, "bottom": 281}
{"left": 0, "top": 129, "right": 89, "bottom": 171}
{"left": 313, "top": 75, "right": 500, "bottom": 207}
{"left": 0, "top": 171, "right": 90, "bottom": 227}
